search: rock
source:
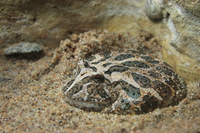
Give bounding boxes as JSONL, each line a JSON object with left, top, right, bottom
{"left": 4, "top": 42, "right": 43, "bottom": 59}
{"left": 145, "top": 0, "right": 164, "bottom": 21}
{"left": 175, "top": 0, "right": 200, "bottom": 17}
{"left": 144, "top": 0, "right": 200, "bottom": 81}
{"left": 1, "top": 0, "right": 199, "bottom": 81}
{"left": 0, "top": 0, "right": 147, "bottom": 48}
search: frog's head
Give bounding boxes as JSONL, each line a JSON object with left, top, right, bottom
{"left": 62, "top": 59, "right": 120, "bottom": 111}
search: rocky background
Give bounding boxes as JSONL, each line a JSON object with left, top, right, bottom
{"left": 1, "top": 0, "right": 199, "bottom": 81}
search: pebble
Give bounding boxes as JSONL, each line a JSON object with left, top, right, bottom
{"left": 145, "top": 0, "right": 164, "bottom": 21}
{"left": 4, "top": 42, "right": 43, "bottom": 56}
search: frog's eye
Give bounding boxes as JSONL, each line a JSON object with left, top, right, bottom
{"left": 78, "top": 60, "right": 91, "bottom": 69}
{"left": 83, "top": 60, "right": 90, "bottom": 68}
{"left": 82, "top": 60, "right": 97, "bottom": 72}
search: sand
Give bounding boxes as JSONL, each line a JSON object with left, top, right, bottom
{"left": 0, "top": 30, "right": 199, "bottom": 132}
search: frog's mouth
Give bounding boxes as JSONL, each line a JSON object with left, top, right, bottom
{"left": 63, "top": 76, "right": 120, "bottom": 111}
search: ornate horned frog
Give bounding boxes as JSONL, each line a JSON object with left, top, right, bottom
{"left": 62, "top": 51, "right": 187, "bottom": 114}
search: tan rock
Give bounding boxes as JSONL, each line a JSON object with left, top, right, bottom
{"left": 0, "top": 0, "right": 199, "bottom": 81}
{"left": 145, "top": 0, "right": 200, "bottom": 81}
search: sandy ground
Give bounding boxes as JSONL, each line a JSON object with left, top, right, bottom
{"left": 0, "top": 31, "right": 200, "bottom": 132}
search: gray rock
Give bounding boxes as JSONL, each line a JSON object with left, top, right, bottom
{"left": 145, "top": 0, "right": 164, "bottom": 21}
{"left": 4, "top": 42, "right": 43, "bottom": 55}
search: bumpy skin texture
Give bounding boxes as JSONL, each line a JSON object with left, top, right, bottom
{"left": 63, "top": 51, "right": 187, "bottom": 115}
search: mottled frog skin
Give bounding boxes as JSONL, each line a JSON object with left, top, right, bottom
{"left": 62, "top": 51, "right": 187, "bottom": 115}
